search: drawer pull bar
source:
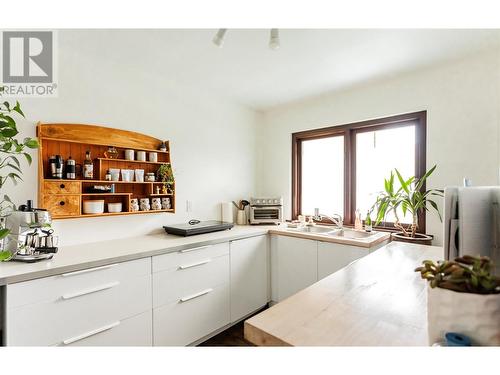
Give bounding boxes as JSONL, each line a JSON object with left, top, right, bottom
{"left": 62, "top": 321, "right": 120, "bottom": 345}
{"left": 61, "top": 281, "right": 120, "bottom": 300}
{"left": 180, "top": 245, "right": 212, "bottom": 253}
{"left": 61, "top": 264, "right": 118, "bottom": 277}
{"left": 178, "top": 259, "right": 211, "bottom": 270}
{"left": 179, "top": 288, "right": 213, "bottom": 303}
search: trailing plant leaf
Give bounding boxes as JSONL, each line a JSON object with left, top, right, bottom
{"left": 13, "top": 101, "right": 25, "bottom": 117}
{"left": 0, "top": 250, "right": 12, "bottom": 261}
{"left": 24, "top": 152, "right": 32, "bottom": 165}
{"left": 0, "top": 91, "right": 38, "bottom": 222}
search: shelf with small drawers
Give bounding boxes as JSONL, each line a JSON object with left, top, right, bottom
{"left": 37, "top": 123, "right": 176, "bottom": 219}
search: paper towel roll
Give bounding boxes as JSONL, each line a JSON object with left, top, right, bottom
{"left": 221, "top": 202, "right": 234, "bottom": 223}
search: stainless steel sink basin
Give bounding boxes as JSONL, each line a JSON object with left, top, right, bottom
{"left": 329, "top": 229, "right": 375, "bottom": 239}
{"left": 287, "top": 226, "right": 337, "bottom": 234}
{"left": 284, "top": 226, "right": 377, "bottom": 240}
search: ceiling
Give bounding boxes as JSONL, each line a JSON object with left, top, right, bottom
{"left": 62, "top": 29, "right": 500, "bottom": 111}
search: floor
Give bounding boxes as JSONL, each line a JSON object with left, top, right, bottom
{"left": 198, "top": 307, "right": 268, "bottom": 346}
{"left": 198, "top": 320, "right": 253, "bottom": 346}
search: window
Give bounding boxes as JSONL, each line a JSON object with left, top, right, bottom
{"left": 292, "top": 111, "right": 426, "bottom": 231}
{"left": 301, "top": 135, "right": 344, "bottom": 217}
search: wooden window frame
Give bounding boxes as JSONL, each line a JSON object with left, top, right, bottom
{"left": 292, "top": 111, "right": 427, "bottom": 232}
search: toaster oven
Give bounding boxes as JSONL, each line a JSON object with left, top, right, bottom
{"left": 249, "top": 197, "right": 283, "bottom": 224}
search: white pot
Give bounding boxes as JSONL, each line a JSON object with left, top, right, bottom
{"left": 83, "top": 200, "right": 105, "bottom": 214}
{"left": 427, "top": 285, "right": 500, "bottom": 345}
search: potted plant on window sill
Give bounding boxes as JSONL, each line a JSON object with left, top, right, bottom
{"left": 415, "top": 255, "right": 500, "bottom": 345}
{"left": 371, "top": 165, "right": 443, "bottom": 245}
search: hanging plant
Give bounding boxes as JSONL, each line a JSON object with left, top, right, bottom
{"left": 0, "top": 88, "right": 39, "bottom": 260}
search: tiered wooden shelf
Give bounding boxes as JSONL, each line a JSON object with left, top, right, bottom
{"left": 37, "top": 123, "right": 176, "bottom": 219}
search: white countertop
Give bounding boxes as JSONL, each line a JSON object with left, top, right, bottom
{"left": 0, "top": 223, "right": 393, "bottom": 286}
{"left": 0, "top": 225, "right": 273, "bottom": 285}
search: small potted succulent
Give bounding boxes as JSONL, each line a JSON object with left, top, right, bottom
{"left": 157, "top": 163, "right": 174, "bottom": 194}
{"left": 415, "top": 255, "right": 500, "bottom": 345}
{"left": 372, "top": 165, "right": 443, "bottom": 245}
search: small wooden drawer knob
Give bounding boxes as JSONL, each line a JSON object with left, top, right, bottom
{"left": 59, "top": 201, "right": 65, "bottom": 206}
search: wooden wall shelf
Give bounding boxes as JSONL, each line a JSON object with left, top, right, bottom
{"left": 37, "top": 123, "right": 176, "bottom": 219}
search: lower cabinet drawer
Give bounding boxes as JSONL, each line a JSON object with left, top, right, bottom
{"left": 153, "top": 254, "right": 229, "bottom": 308}
{"left": 5, "top": 273, "right": 152, "bottom": 346}
{"left": 42, "top": 194, "right": 80, "bottom": 217}
{"left": 60, "top": 311, "right": 152, "bottom": 347}
{"left": 153, "top": 283, "right": 230, "bottom": 346}
{"left": 7, "top": 258, "right": 151, "bottom": 309}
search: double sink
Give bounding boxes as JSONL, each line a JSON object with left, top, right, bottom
{"left": 286, "top": 225, "right": 376, "bottom": 239}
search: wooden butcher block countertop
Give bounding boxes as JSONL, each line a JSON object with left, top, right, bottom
{"left": 244, "top": 242, "right": 443, "bottom": 346}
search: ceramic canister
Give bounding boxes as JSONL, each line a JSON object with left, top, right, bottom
{"left": 139, "top": 198, "right": 150, "bottom": 211}
{"left": 161, "top": 197, "right": 171, "bottom": 210}
{"left": 151, "top": 198, "right": 162, "bottom": 210}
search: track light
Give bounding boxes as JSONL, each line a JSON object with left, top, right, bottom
{"left": 269, "top": 29, "right": 280, "bottom": 50}
{"left": 212, "top": 29, "right": 227, "bottom": 47}
{"left": 212, "top": 29, "right": 281, "bottom": 50}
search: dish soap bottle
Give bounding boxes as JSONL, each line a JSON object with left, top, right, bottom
{"left": 83, "top": 150, "right": 94, "bottom": 180}
{"left": 365, "top": 211, "right": 372, "bottom": 232}
{"left": 354, "top": 209, "right": 362, "bottom": 230}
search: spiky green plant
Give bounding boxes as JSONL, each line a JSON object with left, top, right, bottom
{"left": 415, "top": 255, "right": 500, "bottom": 294}
{"left": 372, "top": 165, "right": 443, "bottom": 237}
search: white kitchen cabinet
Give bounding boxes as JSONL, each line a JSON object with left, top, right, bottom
{"left": 5, "top": 258, "right": 152, "bottom": 346}
{"left": 153, "top": 283, "right": 230, "bottom": 346}
{"left": 152, "top": 242, "right": 230, "bottom": 346}
{"left": 61, "top": 311, "right": 152, "bottom": 346}
{"left": 271, "top": 235, "right": 318, "bottom": 302}
{"left": 317, "top": 241, "right": 368, "bottom": 280}
{"left": 230, "top": 235, "right": 269, "bottom": 322}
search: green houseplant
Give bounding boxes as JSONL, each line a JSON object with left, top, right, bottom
{"left": 157, "top": 163, "right": 174, "bottom": 194}
{"left": 0, "top": 90, "right": 39, "bottom": 260}
{"left": 415, "top": 255, "right": 500, "bottom": 345}
{"left": 371, "top": 165, "right": 443, "bottom": 243}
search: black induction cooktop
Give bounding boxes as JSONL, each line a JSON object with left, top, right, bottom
{"left": 163, "top": 220, "right": 234, "bottom": 236}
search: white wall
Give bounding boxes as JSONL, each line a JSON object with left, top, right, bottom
{"left": 257, "top": 50, "right": 500, "bottom": 245}
{"left": 5, "top": 31, "right": 259, "bottom": 246}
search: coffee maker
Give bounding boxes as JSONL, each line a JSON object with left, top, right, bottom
{"left": 49, "top": 155, "right": 64, "bottom": 179}
{"left": 2, "top": 200, "right": 59, "bottom": 262}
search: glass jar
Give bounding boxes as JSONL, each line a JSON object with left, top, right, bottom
{"left": 146, "top": 173, "right": 155, "bottom": 182}
{"left": 104, "top": 146, "right": 119, "bottom": 159}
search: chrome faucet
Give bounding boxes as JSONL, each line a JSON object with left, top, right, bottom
{"left": 313, "top": 208, "right": 343, "bottom": 229}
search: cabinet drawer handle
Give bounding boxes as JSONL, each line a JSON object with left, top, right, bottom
{"left": 178, "top": 259, "right": 211, "bottom": 270}
{"left": 59, "top": 201, "right": 65, "bottom": 206}
{"left": 61, "top": 264, "right": 117, "bottom": 277}
{"left": 61, "top": 281, "right": 120, "bottom": 300}
{"left": 60, "top": 183, "right": 65, "bottom": 189}
{"left": 179, "top": 245, "right": 212, "bottom": 253}
{"left": 179, "top": 288, "right": 213, "bottom": 303}
{"left": 62, "top": 321, "right": 120, "bottom": 345}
